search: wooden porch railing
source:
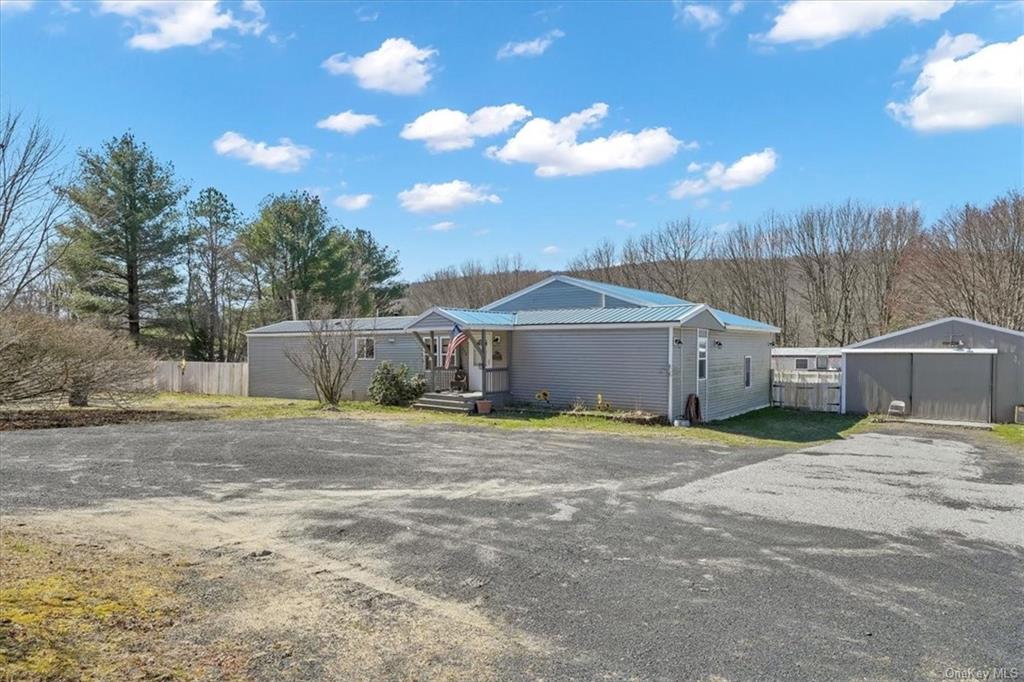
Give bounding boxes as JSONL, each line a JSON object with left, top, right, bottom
{"left": 428, "top": 367, "right": 459, "bottom": 392}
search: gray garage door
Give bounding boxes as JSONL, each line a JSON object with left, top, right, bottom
{"left": 910, "top": 354, "right": 992, "bottom": 423}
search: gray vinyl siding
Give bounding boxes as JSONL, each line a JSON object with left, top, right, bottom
{"left": 772, "top": 355, "right": 842, "bottom": 371}
{"left": 408, "top": 312, "right": 455, "bottom": 330}
{"left": 490, "top": 280, "right": 639, "bottom": 312}
{"left": 509, "top": 328, "right": 670, "bottom": 415}
{"left": 248, "top": 332, "right": 425, "bottom": 401}
{"left": 853, "top": 319, "right": 1023, "bottom": 423}
{"left": 704, "top": 330, "right": 773, "bottom": 421}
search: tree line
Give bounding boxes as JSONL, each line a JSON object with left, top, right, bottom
{"left": 409, "top": 191, "right": 1022, "bottom": 345}
{"left": 1, "top": 111, "right": 402, "bottom": 362}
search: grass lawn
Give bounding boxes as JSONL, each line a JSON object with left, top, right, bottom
{"left": 992, "top": 424, "right": 1024, "bottom": 447}
{"left": 141, "top": 394, "right": 870, "bottom": 447}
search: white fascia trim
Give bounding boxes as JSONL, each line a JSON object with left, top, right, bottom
{"left": 402, "top": 306, "right": 457, "bottom": 330}
{"left": 842, "top": 348, "right": 998, "bottom": 355}
{"left": 846, "top": 317, "right": 1024, "bottom": 348}
{"left": 246, "top": 329, "right": 407, "bottom": 338}
{"left": 723, "top": 324, "right": 781, "bottom": 334}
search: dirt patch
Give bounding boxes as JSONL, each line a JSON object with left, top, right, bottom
{"left": 8, "top": 492, "right": 551, "bottom": 680}
{"left": 0, "top": 525, "right": 250, "bottom": 680}
{"left": 0, "top": 409, "right": 204, "bottom": 431}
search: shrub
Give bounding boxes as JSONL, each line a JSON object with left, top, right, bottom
{"left": 367, "top": 362, "right": 426, "bottom": 406}
{"left": 0, "top": 310, "right": 155, "bottom": 407}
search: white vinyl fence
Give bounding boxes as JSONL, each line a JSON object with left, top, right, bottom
{"left": 771, "top": 370, "right": 841, "bottom": 413}
{"left": 154, "top": 361, "right": 248, "bottom": 396}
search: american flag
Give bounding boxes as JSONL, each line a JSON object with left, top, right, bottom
{"left": 444, "top": 324, "right": 469, "bottom": 369}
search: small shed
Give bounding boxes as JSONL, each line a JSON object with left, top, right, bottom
{"left": 771, "top": 347, "right": 842, "bottom": 371}
{"left": 841, "top": 317, "right": 1024, "bottom": 423}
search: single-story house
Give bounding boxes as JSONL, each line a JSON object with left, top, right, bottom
{"left": 246, "top": 274, "right": 780, "bottom": 422}
{"left": 771, "top": 347, "right": 842, "bottom": 372}
{"left": 841, "top": 317, "right": 1024, "bottom": 424}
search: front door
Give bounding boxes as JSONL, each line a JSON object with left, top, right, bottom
{"left": 467, "top": 332, "right": 484, "bottom": 391}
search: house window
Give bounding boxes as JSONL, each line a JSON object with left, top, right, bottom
{"left": 355, "top": 337, "right": 375, "bottom": 360}
{"left": 816, "top": 354, "right": 829, "bottom": 370}
{"left": 697, "top": 330, "right": 708, "bottom": 380}
{"left": 423, "top": 337, "right": 450, "bottom": 368}
{"left": 744, "top": 356, "right": 752, "bottom": 388}
{"left": 795, "top": 357, "right": 809, "bottom": 370}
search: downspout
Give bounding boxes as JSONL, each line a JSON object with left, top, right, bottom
{"left": 667, "top": 327, "right": 674, "bottom": 421}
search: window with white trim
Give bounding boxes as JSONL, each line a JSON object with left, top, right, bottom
{"left": 744, "top": 356, "right": 752, "bottom": 388}
{"left": 697, "top": 330, "right": 708, "bottom": 380}
{"left": 355, "top": 337, "right": 375, "bottom": 360}
{"left": 816, "top": 354, "right": 829, "bottom": 370}
{"left": 423, "top": 336, "right": 450, "bottom": 368}
{"left": 795, "top": 358, "right": 809, "bottom": 370}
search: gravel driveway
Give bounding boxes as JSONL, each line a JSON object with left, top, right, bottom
{"left": 2, "top": 418, "right": 1021, "bottom": 680}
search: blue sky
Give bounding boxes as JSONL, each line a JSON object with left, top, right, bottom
{"left": 1, "top": 0, "right": 1021, "bottom": 279}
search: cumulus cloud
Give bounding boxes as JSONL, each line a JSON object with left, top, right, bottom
{"left": 486, "top": 103, "right": 684, "bottom": 177}
{"left": 670, "top": 148, "right": 778, "bottom": 198}
{"left": 541, "top": 245, "right": 560, "bottom": 255}
{"left": 335, "top": 193, "right": 373, "bottom": 210}
{"left": 322, "top": 37, "right": 436, "bottom": 95}
{"left": 398, "top": 180, "right": 501, "bottom": 213}
{"left": 213, "top": 131, "right": 312, "bottom": 172}
{"left": 674, "top": 2, "right": 722, "bottom": 31}
{"left": 887, "top": 34, "right": 1023, "bottom": 132}
{"left": 98, "top": 0, "right": 267, "bottom": 51}
{"left": 758, "top": 0, "right": 954, "bottom": 47}
{"left": 316, "top": 110, "right": 382, "bottom": 134}
{"left": 429, "top": 221, "right": 456, "bottom": 231}
{"left": 401, "top": 104, "right": 532, "bottom": 152}
{"left": 497, "top": 29, "right": 564, "bottom": 58}
{"left": 728, "top": 1, "right": 745, "bottom": 15}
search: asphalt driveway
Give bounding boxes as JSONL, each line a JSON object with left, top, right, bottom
{"left": 2, "top": 418, "right": 1022, "bottom": 680}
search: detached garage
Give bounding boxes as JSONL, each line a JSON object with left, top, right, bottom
{"left": 841, "top": 317, "right": 1024, "bottom": 424}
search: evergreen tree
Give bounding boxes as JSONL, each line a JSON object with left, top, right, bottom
{"left": 348, "top": 227, "right": 404, "bottom": 315}
{"left": 59, "top": 133, "right": 187, "bottom": 340}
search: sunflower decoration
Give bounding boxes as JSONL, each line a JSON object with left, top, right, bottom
{"left": 535, "top": 389, "right": 551, "bottom": 403}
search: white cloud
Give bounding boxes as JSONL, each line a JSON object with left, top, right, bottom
{"left": 616, "top": 218, "right": 637, "bottom": 229}
{"left": 0, "top": 0, "right": 35, "bottom": 13}
{"left": 728, "top": 1, "right": 745, "bottom": 15}
{"left": 322, "top": 37, "right": 436, "bottom": 95}
{"left": 541, "top": 245, "right": 560, "bottom": 255}
{"left": 486, "top": 103, "right": 682, "bottom": 177}
{"left": 674, "top": 2, "right": 722, "bottom": 31}
{"left": 98, "top": 0, "right": 267, "bottom": 51}
{"left": 429, "top": 221, "right": 456, "bottom": 231}
{"left": 686, "top": 161, "right": 703, "bottom": 172}
{"left": 354, "top": 6, "right": 378, "bottom": 22}
{"left": 213, "top": 131, "right": 312, "bottom": 172}
{"left": 670, "top": 147, "right": 778, "bottom": 198}
{"left": 758, "top": 0, "right": 955, "bottom": 47}
{"left": 887, "top": 34, "right": 1024, "bottom": 132}
{"left": 401, "top": 104, "right": 532, "bottom": 152}
{"left": 335, "top": 193, "right": 373, "bottom": 211}
{"left": 316, "top": 110, "right": 382, "bottom": 134}
{"left": 398, "top": 180, "right": 501, "bottom": 213}
{"left": 497, "top": 29, "right": 564, "bottom": 59}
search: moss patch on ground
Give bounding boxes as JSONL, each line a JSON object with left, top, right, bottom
{"left": 0, "top": 527, "right": 248, "bottom": 681}
{"left": 992, "top": 424, "right": 1024, "bottom": 448}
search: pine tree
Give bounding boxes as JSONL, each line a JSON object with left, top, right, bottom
{"left": 59, "top": 133, "right": 187, "bottom": 340}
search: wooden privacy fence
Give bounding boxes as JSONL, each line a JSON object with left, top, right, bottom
{"left": 771, "top": 370, "right": 841, "bottom": 413}
{"left": 153, "top": 361, "right": 248, "bottom": 396}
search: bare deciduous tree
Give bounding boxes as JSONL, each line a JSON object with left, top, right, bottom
{"left": 0, "top": 111, "right": 68, "bottom": 312}
{"left": 912, "top": 189, "right": 1024, "bottom": 330}
{"left": 404, "top": 254, "right": 543, "bottom": 312}
{"left": 284, "top": 306, "right": 363, "bottom": 408}
{"left": 857, "top": 205, "right": 921, "bottom": 337}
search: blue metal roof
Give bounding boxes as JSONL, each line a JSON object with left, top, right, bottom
{"left": 558, "top": 275, "right": 690, "bottom": 306}
{"left": 514, "top": 304, "right": 699, "bottom": 326}
{"left": 437, "top": 308, "right": 517, "bottom": 326}
{"left": 710, "top": 308, "right": 780, "bottom": 332}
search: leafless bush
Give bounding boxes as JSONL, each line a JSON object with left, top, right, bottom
{"left": 0, "top": 310, "right": 155, "bottom": 407}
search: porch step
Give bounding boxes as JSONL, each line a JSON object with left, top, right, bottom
{"left": 412, "top": 392, "right": 478, "bottom": 414}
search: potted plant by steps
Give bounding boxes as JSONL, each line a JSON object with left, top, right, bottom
{"left": 476, "top": 399, "right": 493, "bottom": 415}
